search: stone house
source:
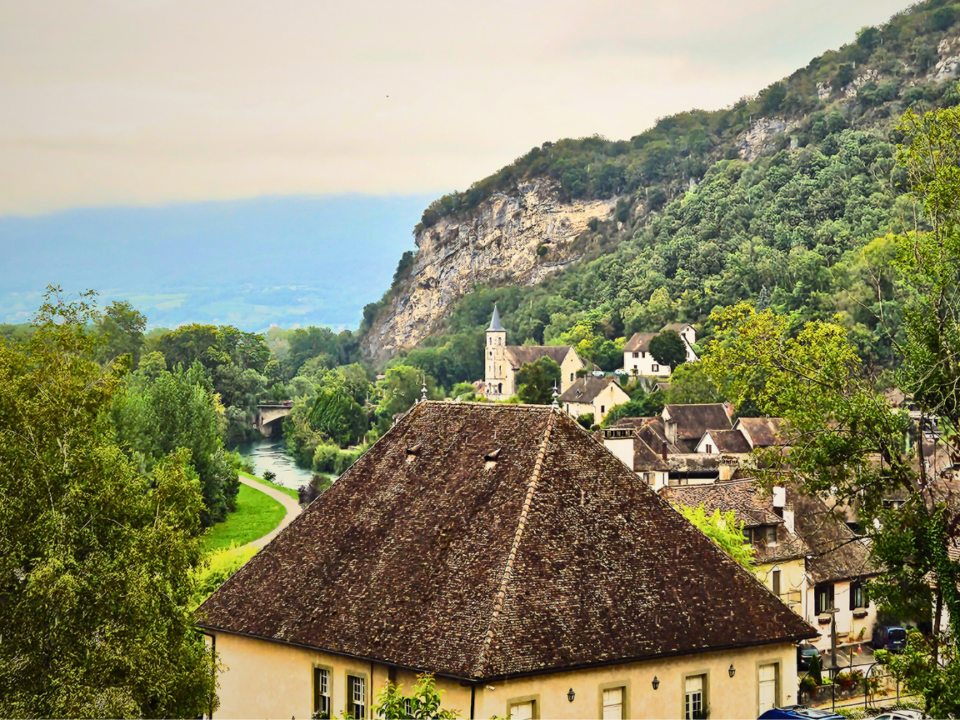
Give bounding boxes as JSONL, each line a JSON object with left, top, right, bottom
{"left": 484, "top": 306, "right": 589, "bottom": 400}
{"left": 198, "top": 402, "right": 817, "bottom": 720}
{"left": 557, "top": 375, "right": 631, "bottom": 424}
{"left": 661, "top": 481, "right": 879, "bottom": 649}
{"left": 623, "top": 324, "right": 698, "bottom": 378}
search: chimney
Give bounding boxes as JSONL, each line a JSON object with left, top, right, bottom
{"left": 783, "top": 504, "right": 795, "bottom": 535}
{"left": 603, "top": 429, "right": 634, "bottom": 471}
{"left": 719, "top": 457, "right": 737, "bottom": 482}
{"left": 661, "top": 441, "right": 668, "bottom": 461}
{"left": 773, "top": 486, "right": 786, "bottom": 518}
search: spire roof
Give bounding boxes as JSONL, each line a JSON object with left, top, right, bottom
{"left": 487, "top": 304, "right": 504, "bottom": 332}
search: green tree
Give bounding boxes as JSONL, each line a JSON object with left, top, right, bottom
{"left": 649, "top": 330, "right": 687, "bottom": 369}
{"left": 663, "top": 363, "right": 724, "bottom": 405}
{"left": 113, "top": 362, "right": 239, "bottom": 525}
{"left": 677, "top": 505, "right": 756, "bottom": 569}
{"left": 375, "top": 673, "right": 459, "bottom": 720}
{"left": 309, "top": 387, "right": 367, "bottom": 448}
{"left": 97, "top": 300, "right": 147, "bottom": 366}
{"left": 0, "top": 290, "right": 217, "bottom": 718}
{"left": 516, "top": 357, "right": 561, "bottom": 405}
{"left": 137, "top": 349, "right": 167, "bottom": 379}
{"left": 377, "top": 365, "right": 438, "bottom": 417}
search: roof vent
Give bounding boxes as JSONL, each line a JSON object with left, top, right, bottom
{"left": 484, "top": 448, "right": 501, "bottom": 471}
{"left": 406, "top": 444, "right": 422, "bottom": 463}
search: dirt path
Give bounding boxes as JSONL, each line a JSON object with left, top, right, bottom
{"left": 237, "top": 475, "right": 302, "bottom": 550}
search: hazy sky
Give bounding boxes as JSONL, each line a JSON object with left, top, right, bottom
{"left": 1, "top": 0, "right": 913, "bottom": 216}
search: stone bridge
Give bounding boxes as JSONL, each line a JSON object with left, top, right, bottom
{"left": 256, "top": 403, "right": 293, "bottom": 437}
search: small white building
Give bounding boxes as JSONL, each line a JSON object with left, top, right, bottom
{"left": 623, "top": 323, "right": 698, "bottom": 377}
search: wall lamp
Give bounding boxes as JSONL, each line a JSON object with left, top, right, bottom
{"left": 652, "top": 676, "right": 660, "bottom": 690}
{"left": 567, "top": 688, "right": 575, "bottom": 703}
{"left": 729, "top": 664, "right": 736, "bottom": 678}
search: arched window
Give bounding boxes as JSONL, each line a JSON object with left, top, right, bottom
{"left": 498, "top": 383, "right": 503, "bottom": 394}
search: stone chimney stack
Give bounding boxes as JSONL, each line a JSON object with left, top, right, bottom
{"left": 719, "top": 457, "right": 738, "bottom": 482}
{"left": 773, "top": 486, "right": 786, "bottom": 519}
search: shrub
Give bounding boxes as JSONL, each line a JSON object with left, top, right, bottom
{"left": 191, "top": 544, "right": 257, "bottom": 610}
{"left": 576, "top": 413, "right": 595, "bottom": 429}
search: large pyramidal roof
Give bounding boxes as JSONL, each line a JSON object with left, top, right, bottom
{"left": 198, "top": 402, "right": 815, "bottom": 680}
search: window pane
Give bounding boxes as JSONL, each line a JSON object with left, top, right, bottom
{"left": 510, "top": 701, "right": 534, "bottom": 720}
{"left": 602, "top": 687, "right": 623, "bottom": 720}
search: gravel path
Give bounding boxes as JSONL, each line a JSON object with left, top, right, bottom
{"left": 237, "top": 475, "right": 302, "bottom": 550}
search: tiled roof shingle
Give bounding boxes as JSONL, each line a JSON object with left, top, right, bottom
{"left": 198, "top": 403, "right": 816, "bottom": 680}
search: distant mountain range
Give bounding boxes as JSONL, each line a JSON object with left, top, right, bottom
{"left": 0, "top": 194, "right": 432, "bottom": 331}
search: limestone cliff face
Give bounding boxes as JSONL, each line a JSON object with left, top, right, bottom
{"left": 364, "top": 179, "right": 617, "bottom": 361}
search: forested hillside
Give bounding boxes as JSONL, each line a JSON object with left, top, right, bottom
{"left": 360, "top": 0, "right": 960, "bottom": 381}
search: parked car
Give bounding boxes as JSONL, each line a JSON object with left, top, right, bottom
{"left": 872, "top": 711, "right": 922, "bottom": 720}
{"left": 797, "top": 644, "right": 820, "bottom": 671}
{"left": 872, "top": 625, "right": 908, "bottom": 653}
{"left": 758, "top": 706, "right": 845, "bottom": 720}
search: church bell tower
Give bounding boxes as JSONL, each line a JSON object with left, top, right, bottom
{"left": 485, "top": 305, "right": 507, "bottom": 398}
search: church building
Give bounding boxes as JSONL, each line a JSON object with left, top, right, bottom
{"left": 484, "top": 305, "right": 589, "bottom": 400}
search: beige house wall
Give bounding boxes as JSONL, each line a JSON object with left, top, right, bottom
{"left": 592, "top": 383, "right": 630, "bottom": 423}
{"left": 565, "top": 401, "right": 594, "bottom": 420}
{"left": 756, "top": 558, "right": 806, "bottom": 616}
{"left": 804, "top": 579, "right": 877, "bottom": 647}
{"left": 560, "top": 349, "right": 585, "bottom": 394}
{"left": 211, "top": 632, "right": 799, "bottom": 720}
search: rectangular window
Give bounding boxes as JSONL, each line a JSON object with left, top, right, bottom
{"left": 684, "top": 675, "right": 705, "bottom": 720}
{"left": 850, "top": 580, "right": 867, "bottom": 610}
{"left": 602, "top": 687, "right": 623, "bottom": 720}
{"left": 632, "top": 352, "right": 639, "bottom": 358}
{"left": 570, "top": 372, "right": 574, "bottom": 382}
{"left": 509, "top": 701, "right": 534, "bottom": 720}
{"left": 348, "top": 676, "right": 366, "bottom": 719}
{"left": 764, "top": 525, "right": 777, "bottom": 545}
{"left": 314, "top": 668, "right": 331, "bottom": 718}
{"left": 815, "top": 583, "right": 835, "bottom": 614}
{"left": 601, "top": 405, "right": 606, "bottom": 415}
{"left": 404, "top": 699, "right": 413, "bottom": 718}
{"left": 652, "top": 364, "right": 660, "bottom": 373}
{"left": 758, "top": 664, "right": 778, "bottom": 714}
{"left": 705, "top": 444, "right": 713, "bottom": 454}
{"left": 772, "top": 569, "right": 781, "bottom": 597}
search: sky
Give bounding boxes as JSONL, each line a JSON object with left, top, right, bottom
{"left": 0, "top": 0, "right": 915, "bottom": 217}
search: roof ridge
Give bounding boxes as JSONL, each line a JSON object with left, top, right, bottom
{"left": 474, "top": 408, "right": 558, "bottom": 676}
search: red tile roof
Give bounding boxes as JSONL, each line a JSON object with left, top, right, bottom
{"left": 198, "top": 403, "right": 816, "bottom": 680}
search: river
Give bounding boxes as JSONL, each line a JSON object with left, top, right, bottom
{"left": 234, "top": 437, "right": 315, "bottom": 490}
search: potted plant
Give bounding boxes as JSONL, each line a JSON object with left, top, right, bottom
{"left": 817, "top": 614, "right": 831, "bottom": 625}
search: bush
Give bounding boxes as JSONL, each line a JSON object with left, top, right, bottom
{"left": 191, "top": 544, "right": 257, "bottom": 610}
{"left": 576, "top": 413, "right": 595, "bottom": 429}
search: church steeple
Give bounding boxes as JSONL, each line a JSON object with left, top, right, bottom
{"left": 488, "top": 303, "right": 504, "bottom": 332}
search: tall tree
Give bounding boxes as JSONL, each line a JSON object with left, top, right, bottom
{"left": 0, "top": 290, "right": 217, "bottom": 718}
{"left": 97, "top": 300, "right": 147, "bottom": 366}
{"left": 649, "top": 329, "right": 687, "bottom": 369}
{"left": 516, "top": 357, "right": 561, "bottom": 405}
{"left": 113, "top": 362, "right": 239, "bottom": 525}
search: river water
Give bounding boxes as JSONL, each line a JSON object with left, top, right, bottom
{"left": 234, "top": 437, "right": 315, "bottom": 490}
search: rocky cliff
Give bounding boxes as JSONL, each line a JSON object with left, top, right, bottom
{"left": 364, "top": 179, "right": 617, "bottom": 361}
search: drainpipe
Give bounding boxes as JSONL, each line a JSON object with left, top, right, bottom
{"left": 470, "top": 684, "right": 476, "bottom": 720}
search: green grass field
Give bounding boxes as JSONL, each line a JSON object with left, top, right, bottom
{"left": 202, "top": 483, "right": 287, "bottom": 552}
{"left": 238, "top": 470, "right": 300, "bottom": 500}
